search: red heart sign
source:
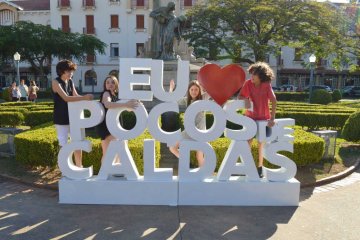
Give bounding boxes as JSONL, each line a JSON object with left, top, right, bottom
{"left": 197, "top": 64, "right": 246, "bottom": 106}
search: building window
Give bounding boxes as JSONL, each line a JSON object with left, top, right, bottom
{"left": 61, "top": 15, "right": 70, "bottom": 33}
{"left": 294, "top": 48, "right": 303, "bottom": 61}
{"left": 110, "top": 15, "right": 119, "bottom": 29}
{"left": 0, "top": 9, "right": 16, "bottom": 26}
{"left": 136, "top": 15, "right": 144, "bottom": 29}
{"left": 110, "top": 43, "right": 119, "bottom": 57}
{"left": 84, "top": 69, "right": 97, "bottom": 86}
{"left": 84, "top": 15, "right": 95, "bottom": 34}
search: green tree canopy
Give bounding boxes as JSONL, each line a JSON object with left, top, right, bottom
{"left": 184, "top": 0, "right": 358, "bottom": 68}
{"left": 0, "top": 21, "right": 106, "bottom": 77}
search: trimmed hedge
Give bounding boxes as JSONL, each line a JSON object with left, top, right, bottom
{"left": 0, "top": 101, "right": 33, "bottom": 106}
{"left": 0, "top": 111, "right": 25, "bottom": 127}
{"left": 24, "top": 110, "right": 53, "bottom": 127}
{"left": 275, "top": 92, "right": 308, "bottom": 102}
{"left": 14, "top": 124, "right": 160, "bottom": 175}
{"left": 276, "top": 111, "right": 350, "bottom": 130}
{"left": 341, "top": 111, "right": 360, "bottom": 142}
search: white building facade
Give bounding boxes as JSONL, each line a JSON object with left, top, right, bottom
{"left": 0, "top": 0, "right": 359, "bottom": 91}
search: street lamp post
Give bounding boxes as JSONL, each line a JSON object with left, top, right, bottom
{"left": 13, "top": 52, "right": 21, "bottom": 86}
{"left": 309, "top": 54, "right": 316, "bottom": 103}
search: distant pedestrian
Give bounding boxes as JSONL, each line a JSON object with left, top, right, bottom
{"left": 28, "top": 80, "right": 39, "bottom": 102}
{"left": 11, "top": 82, "right": 21, "bottom": 102}
{"left": 19, "top": 79, "right": 29, "bottom": 101}
{"left": 52, "top": 60, "right": 93, "bottom": 167}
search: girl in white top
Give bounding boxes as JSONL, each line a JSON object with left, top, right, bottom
{"left": 168, "top": 79, "right": 210, "bottom": 167}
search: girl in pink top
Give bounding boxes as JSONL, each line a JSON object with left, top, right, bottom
{"left": 238, "top": 62, "right": 277, "bottom": 178}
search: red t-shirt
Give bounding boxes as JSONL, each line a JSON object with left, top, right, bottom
{"left": 239, "top": 79, "right": 276, "bottom": 120}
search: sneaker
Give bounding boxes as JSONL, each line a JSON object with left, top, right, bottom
{"left": 257, "top": 167, "right": 263, "bottom": 178}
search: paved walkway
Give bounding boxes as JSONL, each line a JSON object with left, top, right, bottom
{"left": 0, "top": 167, "right": 360, "bottom": 240}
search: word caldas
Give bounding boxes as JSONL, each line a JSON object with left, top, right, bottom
{"left": 59, "top": 59, "right": 296, "bottom": 183}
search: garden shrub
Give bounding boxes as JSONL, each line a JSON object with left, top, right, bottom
{"left": 0, "top": 112, "right": 25, "bottom": 127}
{"left": 37, "top": 89, "right": 53, "bottom": 99}
{"left": 310, "top": 89, "right": 332, "bottom": 104}
{"left": 14, "top": 125, "right": 160, "bottom": 175}
{"left": 1, "top": 87, "right": 11, "bottom": 101}
{"left": 332, "top": 89, "right": 342, "bottom": 102}
{"left": 341, "top": 111, "right": 360, "bottom": 142}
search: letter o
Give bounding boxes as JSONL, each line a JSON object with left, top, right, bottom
{"left": 183, "top": 100, "right": 226, "bottom": 142}
{"left": 106, "top": 101, "right": 148, "bottom": 140}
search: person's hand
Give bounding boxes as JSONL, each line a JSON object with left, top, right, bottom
{"left": 267, "top": 118, "right": 275, "bottom": 127}
{"left": 244, "top": 98, "right": 251, "bottom": 109}
{"left": 85, "top": 94, "right": 93, "bottom": 100}
{"left": 169, "top": 79, "right": 175, "bottom": 92}
{"left": 125, "top": 99, "right": 140, "bottom": 111}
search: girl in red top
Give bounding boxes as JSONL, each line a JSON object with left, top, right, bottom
{"left": 238, "top": 62, "right": 277, "bottom": 178}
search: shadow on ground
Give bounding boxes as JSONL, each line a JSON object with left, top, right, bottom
{"left": 0, "top": 177, "right": 297, "bottom": 240}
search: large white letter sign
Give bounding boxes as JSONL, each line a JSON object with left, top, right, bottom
{"left": 119, "top": 58, "right": 153, "bottom": 101}
{"left": 68, "top": 101, "right": 104, "bottom": 141}
{"left": 223, "top": 100, "right": 257, "bottom": 141}
{"left": 97, "top": 140, "right": 140, "bottom": 180}
{"left": 106, "top": 101, "right": 148, "bottom": 141}
{"left": 263, "top": 142, "right": 297, "bottom": 182}
{"left": 184, "top": 100, "right": 226, "bottom": 142}
{"left": 58, "top": 58, "right": 300, "bottom": 206}
{"left": 58, "top": 140, "right": 93, "bottom": 180}
{"left": 178, "top": 141, "right": 216, "bottom": 181}
{"left": 151, "top": 60, "right": 189, "bottom": 102}
{"left": 147, "top": 102, "right": 182, "bottom": 146}
{"left": 217, "top": 141, "right": 259, "bottom": 181}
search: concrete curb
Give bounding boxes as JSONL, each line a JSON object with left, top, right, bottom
{"left": 300, "top": 159, "right": 360, "bottom": 188}
{"left": 1, "top": 159, "right": 359, "bottom": 191}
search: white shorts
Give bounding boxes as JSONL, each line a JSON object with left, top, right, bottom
{"left": 55, "top": 124, "right": 70, "bottom": 147}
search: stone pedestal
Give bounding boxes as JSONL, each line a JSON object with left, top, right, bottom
{"left": 0, "top": 127, "right": 24, "bottom": 156}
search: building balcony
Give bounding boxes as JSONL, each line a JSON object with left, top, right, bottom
{"left": 109, "top": 0, "right": 121, "bottom": 4}
{"left": 180, "top": 0, "right": 197, "bottom": 10}
{"left": 82, "top": 0, "right": 96, "bottom": 9}
{"left": 83, "top": 27, "right": 96, "bottom": 35}
{"left": 131, "top": 0, "right": 149, "bottom": 10}
{"left": 57, "top": 0, "right": 71, "bottom": 10}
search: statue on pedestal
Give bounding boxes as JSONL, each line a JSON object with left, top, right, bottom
{"left": 150, "top": 2, "right": 186, "bottom": 61}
